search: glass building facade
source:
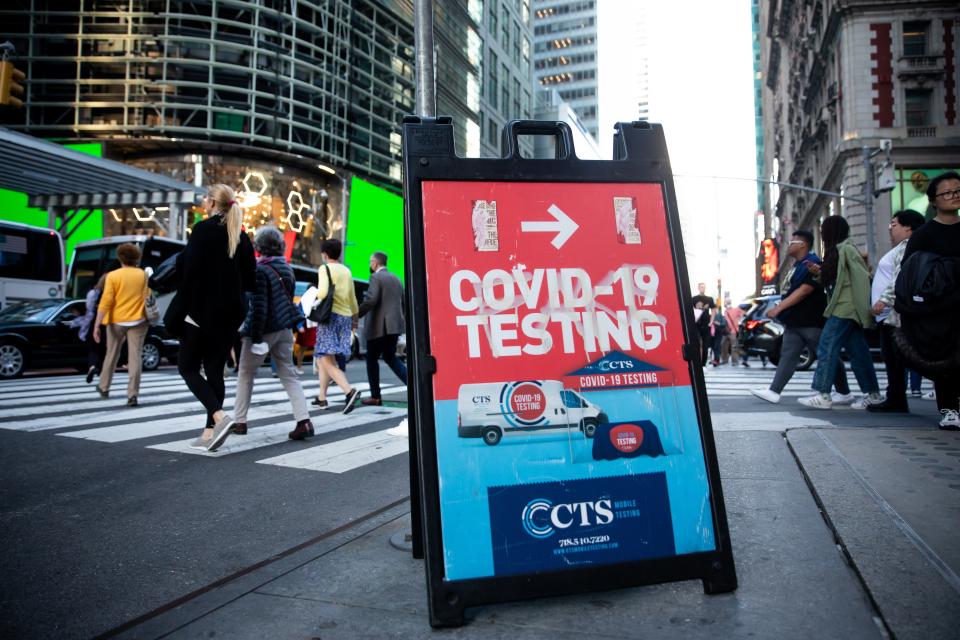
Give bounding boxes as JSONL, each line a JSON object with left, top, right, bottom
{"left": 531, "top": 0, "right": 598, "bottom": 143}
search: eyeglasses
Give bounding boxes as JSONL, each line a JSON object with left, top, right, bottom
{"left": 935, "top": 188, "right": 960, "bottom": 200}
{"left": 788, "top": 240, "right": 805, "bottom": 245}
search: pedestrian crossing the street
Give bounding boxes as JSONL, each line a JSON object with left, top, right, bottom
{"left": 0, "top": 371, "right": 410, "bottom": 474}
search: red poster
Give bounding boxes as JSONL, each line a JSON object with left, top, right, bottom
{"left": 422, "top": 181, "right": 691, "bottom": 401}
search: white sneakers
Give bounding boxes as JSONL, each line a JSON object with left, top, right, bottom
{"left": 798, "top": 393, "right": 833, "bottom": 409}
{"left": 387, "top": 418, "right": 409, "bottom": 437}
{"left": 939, "top": 409, "right": 960, "bottom": 431}
{"left": 800, "top": 392, "right": 885, "bottom": 410}
{"left": 830, "top": 392, "right": 855, "bottom": 404}
{"left": 851, "top": 393, "right": 884, "bottom": 409}
{"left": 751, "top": 388, "right": 781, "bottom": 404}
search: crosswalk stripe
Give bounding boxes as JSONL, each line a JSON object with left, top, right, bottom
{"left": 148, "top": 408, "right": 407, "bottom": 457}
{"left": 256, "top": 427, "right": 409, "bottom": 473}
{"left": 0, "top": 382, "right": 396, "bottom": 432}
{"left": 56, "top": 386, "right": 407, "bottom": 443}
{"left": 1, "top": 377, "right": 334, "bottom": 415}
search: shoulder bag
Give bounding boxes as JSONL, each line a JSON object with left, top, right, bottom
{"left": 309, "top": 264, "right": 335, "bottom": 324}
{"left": 143, "top": 275, "right": 161, "bottom": 326}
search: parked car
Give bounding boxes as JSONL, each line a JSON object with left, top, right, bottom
{"left": 737, "top": 294, "right": 881, "bottom": 371}
{"left": 0, "top": 299, "right": 178, "bottom": 379}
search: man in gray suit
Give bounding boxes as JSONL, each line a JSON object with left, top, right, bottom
{"left": 358, "top": 251, "right": 407, "bottom": 406}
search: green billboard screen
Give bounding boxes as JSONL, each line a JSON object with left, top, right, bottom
{"left": 0, "top": 142, "right": 104, "bottom": 264}
{"left": 343, "top": 176, "right": 405, "bottom": 285}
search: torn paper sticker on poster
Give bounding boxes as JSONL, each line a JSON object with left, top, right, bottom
{"left": 614, "top": 196, "right": 641, "bottom": 245}
{"left": 472, "top": 200, "right": 499, "bottom": 252}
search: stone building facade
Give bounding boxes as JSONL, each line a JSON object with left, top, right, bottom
{"left": 759, "top": 0, "right": 959, "bottom": 271}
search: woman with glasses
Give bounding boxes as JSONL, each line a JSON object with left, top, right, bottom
{"left": 899, "top": 171, "right": 960, "bottom": 430}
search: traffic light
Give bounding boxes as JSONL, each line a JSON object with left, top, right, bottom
{"left": 0, "top": 60, "right": 25, "bottom": 108}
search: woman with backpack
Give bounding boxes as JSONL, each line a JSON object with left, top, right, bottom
{"left": 167, "top": 183, "right": 256, "bottom": 452}
{"left": 799, "top": 216, "right": 881, "bottom": 410}
{"left": 230, "top": 226, "right": 313, "bottom": 442}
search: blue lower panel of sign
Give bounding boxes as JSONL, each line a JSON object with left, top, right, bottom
{"left": 487, "top": 473, "right": 676, "bottom": 577}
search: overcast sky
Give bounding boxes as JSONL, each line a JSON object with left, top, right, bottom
{"left": 597, "top": 0, "right": 759, "bottom": 302}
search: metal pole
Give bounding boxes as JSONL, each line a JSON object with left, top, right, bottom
{"left": 862, "top": 146, "right": 876, "bottom": 267}
{"left": 414, "top": 0, "right": 436, "bottom": 117}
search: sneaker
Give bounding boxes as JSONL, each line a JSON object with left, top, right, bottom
{"left": 910, "top": 390, "right": 922, "bottom": 399}
{"left": 127, "top": 396, "right": 138, "bottom": 407}
{"left": 741, "top": 361, "right": 750, "bottom": 367}
{"left": 294, "top": 367, "right": 304, "bottom": 375}
{"left": 85, "top": 366, "right": 96, "bottom": 384}
{"left": 830, "top": 391, "right": 855, "bottom": 405}
{"left": 939, "top": 409, "right": 960, "bottom": 431}
{"left": 750, "top": 388, "right": 781, "bottom": 404}
{"left": 851, "top": 393, "right": 883, "bottom": 409}
{"left": 387, "top": 418, "right": 409, "bottom": 437}
{"left": 924, "top": 390, "right": 936, "bottom": 400}
{"left": 361, "top": 397, "right": 383, "bottom": 407}
{"left": 288, "top": 419, "right": 315, "bottom": 441}
{"left": 311, "top": 397, "right": 329, "bottom": 410}
{"left": 798, "top": 393, "right": 833, "bottom": 409}
{"left": 866, "top": 399, "right": 909, "bottom": 413}
{"left": 342, "top": 388, "right": 361, "bottom": 415}
{"left": 206, "top": 414, "right": 236, "bottom": 452}
{"left": 190, "top": 427, "right": 214, "bottom": 450}
{"left": 230, "top": 422, "right": 248, "bottom": 435}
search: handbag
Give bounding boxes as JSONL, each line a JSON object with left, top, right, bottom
{"left": 309, "top": 264, "right": 335, "bottom": 324}
{"left": 143, "top": 276, "right": 161, "bottom": 326}
{"left": 149, "top": 251, "right": 182, "bottom": 294}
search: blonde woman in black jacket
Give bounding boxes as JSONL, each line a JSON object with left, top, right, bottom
{"left": 167, "top": 184, "right": 255, "bottom": 452}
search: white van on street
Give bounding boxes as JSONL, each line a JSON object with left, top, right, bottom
{"left": 457, "top": 380, "right": 608, "bottom": 446}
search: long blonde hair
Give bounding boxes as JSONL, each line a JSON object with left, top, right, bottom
{"left": 207, "top": 184, "right": 242, "bottom": 258}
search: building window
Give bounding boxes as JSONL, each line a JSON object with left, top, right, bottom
{"left": 513, "top": 22, "right": 521, "bottom": 65}
{"left": 501, "top": 63, "right": 510, "bottom": 114}
{"left": 501, "top": 4, "right": 510, "bottom": 49}
{"left": 488, "top": 50, "right": 498, "bottom": 104}
{"left": 522, "top": 0, "right": 530, "bottom": 23}
{"left": 489, "top": 5, "right": 497, "bottom": 33}
{"left": 902, "top": 21, "right": 929, "bottom": 57}
{"left": 513, "top": 78, "right": 521, "bottom": 118}
{"left": 488, "top": 117, "right": 499, "bottom": 146}
{"left": 521, "top": 37, "right": 530, "bottom": 74}
{"left": 904, "top": 89, "right": 932, "bottom": 126}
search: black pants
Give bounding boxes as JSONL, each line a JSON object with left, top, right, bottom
{"left": 879, "top": 321, "right": 907, "bottom": 406}
{"left": 178, "top": 324, "right": 235, "bottom": 426}
{"left": 697, "top": 330, "right": 711, "bottom": 366}
{"left": 85, "top": 328, "right": 106, "bottom": 372}
{"left": 365, "top": 334, "right": 407, "bottom": 399}
{"left": 934, "top": 372, "right": 960, "bottom": 413}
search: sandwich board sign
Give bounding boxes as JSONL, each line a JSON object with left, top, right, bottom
{"left": 402, "top": 118, "right": 737, "bottom": 626}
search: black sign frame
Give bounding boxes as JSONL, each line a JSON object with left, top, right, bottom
{"left": 401, "top": 117, "right": 737, "bottom": 627}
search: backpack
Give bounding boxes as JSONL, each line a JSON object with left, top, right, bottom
{"left": 712, "top": 311, "right": 727, "bottom": 333}
{"left": 892, "top": 251, "right": 960, "bottom": 375}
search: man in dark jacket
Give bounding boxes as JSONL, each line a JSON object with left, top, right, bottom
{"left": 232, "top": 226, "right": 313, "bottom": 441}
{"left": 358, "top": 251, "right": 407, "bottom": 406}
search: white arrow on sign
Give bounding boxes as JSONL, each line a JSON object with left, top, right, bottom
{"left": 521, "top": 204, "right": 579, "bottom": 250}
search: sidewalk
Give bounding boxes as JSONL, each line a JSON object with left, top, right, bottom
{"left": 112, "top": 427, "right": 959, "bottom": 640}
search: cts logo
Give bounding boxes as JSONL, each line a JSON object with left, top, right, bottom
{"left": 597, "top": 359, "right": 635, "bottom": 372}
{"left": 472, "top": 395, "right": 491, "bottom": 404}
{"left": 521, "top": 497, "right": 614, "bottom": 538}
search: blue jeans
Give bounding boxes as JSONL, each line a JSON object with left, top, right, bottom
{"left": 811, "top": 317, "right": 879, "bottom": 394}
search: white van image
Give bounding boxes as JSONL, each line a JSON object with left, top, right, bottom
{"left": 457, "top": 380, "right": 608, "bottom": 446}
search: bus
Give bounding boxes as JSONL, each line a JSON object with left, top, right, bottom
{"left": 0, "top": 221, "right": 66, "bottom": 309}
{"left": 67, "top": 235, "right": 185, "bottom": 298}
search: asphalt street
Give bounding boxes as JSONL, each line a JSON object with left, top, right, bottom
{"left": 0, "top": 358, "right": 952, "bottom": 639}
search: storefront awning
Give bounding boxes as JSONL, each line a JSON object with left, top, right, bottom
{"left": 0, "top": 127, "right": 201, "bottom": 209}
